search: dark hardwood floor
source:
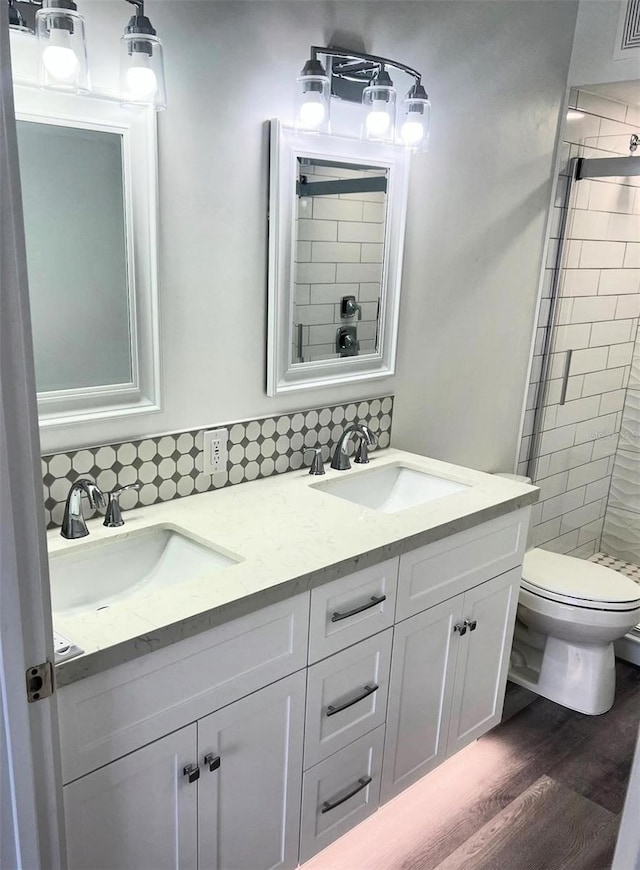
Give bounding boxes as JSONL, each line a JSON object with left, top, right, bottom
{"left": 302, "top": 661, "right": 640, "bottom": 870}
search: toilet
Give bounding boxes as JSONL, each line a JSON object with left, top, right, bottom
{"left": 495, "top": 474, "right": 640, "bottom": 715}
{"left": 510, "top": 549, "right": 640, "bottom": 715}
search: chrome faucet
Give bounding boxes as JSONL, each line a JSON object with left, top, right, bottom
{"left": 103, "top": 483, "right": 141, "bottom": 527}
{"left": 61, "top": 479, "right": 106, "bottom": 540}
{"left": 330, "top": 424, "right": 378, "bottom": 471}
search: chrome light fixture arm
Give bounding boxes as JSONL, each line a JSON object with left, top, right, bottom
{"left": 309, "top": 45, "right": 422, "bottom": 92}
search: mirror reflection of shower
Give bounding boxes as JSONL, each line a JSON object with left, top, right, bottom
{"left": 520, "top": 78, "right": 640, "bottom": 663}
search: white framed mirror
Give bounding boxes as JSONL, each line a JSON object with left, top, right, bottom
{"left": 267, "top": 120, "right": 409, "bottom": 396}
{"left": 14, "top": 86, "right": 161, "bottom": 429}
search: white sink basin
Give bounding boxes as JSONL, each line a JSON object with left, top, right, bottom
{"left": 313, "top": 465, "right": 470, "bottom": 513}
{"left": 50, "top": 527, "right": 239, "bottom": 615}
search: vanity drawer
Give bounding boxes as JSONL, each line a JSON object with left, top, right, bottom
{"left": 304, "top": 629, "right": 392, "bottom": 769}
{"left": 299, "top": 724, "right": 384, "bottom": 863}
{"left": 58, "top": 592, "right": 310, "bottom": 783}
{"left": 308, "top": 558, "right": 398, "bottom": 663}
{"left": 395, "top": 508, "right": 529, "bottom": 622}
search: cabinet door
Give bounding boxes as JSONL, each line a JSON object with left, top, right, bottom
{"left": 64, "top": 725, "right": 198, "bottom": 870}
{"left": 197, "top": 671, "right": 305, "bottom": 870}
{"left": 446, "top": 567, "right": 520, "bottom": 756}
{"left": 380, "top": 597, "right": 463, "bottom": 804}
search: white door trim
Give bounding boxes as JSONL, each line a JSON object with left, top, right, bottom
{"left": 0, "top": 17, "right": 65, "bottom": 869}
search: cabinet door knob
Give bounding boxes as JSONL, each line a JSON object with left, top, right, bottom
{"left": 204, "top": 753, "right": 221, "bottom": 772}
{"left": 183, "top": 763, "right": 200, "bottom": 783}
{"left": 464, "top": 618, "right": 477, "bottom": 632}
{"left": 453, "top": 622, "right": 467, "bottom": 636}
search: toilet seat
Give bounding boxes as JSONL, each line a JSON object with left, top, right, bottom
{"left": 522, "top": 548, "right": 640, "bottom": 612}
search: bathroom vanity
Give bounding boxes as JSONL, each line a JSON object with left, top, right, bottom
{"left": 49, "top": 450, "right": 537, "bottom": 870}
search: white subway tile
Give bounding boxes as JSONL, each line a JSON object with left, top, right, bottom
{"left": 296, "top": 241, "right": 311, "bottom": 262}
{"left": 311, "top": 241, "right": 361, "bottom": 263}
{"left": 627, "top": 104, "right": 640, "bottom": 126}
{"left": 608, "top": 341, "right": 635, "bottom": 368}
{"left": 361, "top": 244, "right": 384, "bottom": 263}
{"left": 624, "top": 244, "right": 640, "bottom": 268}
{"left": 338, "top": 222, "right": 385, "bottom": 243}
{"left": 561, "top": 269, "right": 600, "bottom": 296}
{"left": 564, "top": 240, "right": 582, "bottom": 268}
{"left": 567, "top": 209, "right": 609, "bottom": 240}
{"left": 554, "top": 395, "right": 601, "bottom": 428}
{"left": 567, "top": 457, "right": 612, "bottom": 490}
{"left": 579, "top": 241, "right": 626, "bottom": 268}
{"left": 538, "top": 424, "right": 577, "bottom": 455}
{"left": 607, "top": 213, "right": 640, "bottom": 243}
{"left": 553, "top": 323, "right": 591, "bottom": 351}
{"left": 295, "top": 262, "right": 336, "bottom": 284}
{"left": 541, "top": 487, "right": 585, "bottom": 522}
{"left": 564, "top": 111, "right": 601, "bottom": 146}
{"left": 313, "top": 198, "right": 363, "bottom": 222}
{"left": 560, "top": 498, "right": 607, "bottom": 534}
{"left": 582, "top": 367, "right": 625, "bottom": 396}
{"left": 616, "top": 294, "right": 640, "bottom": 319}
{"left": 591, "top": 432, "right": 619, "bottom": 459}
{"left": 585, "top": 477, "right": 611, "bottom": 504}
{"left": 564, "top": 346, "right": 609, "bottom": 375}
{"left": 570, "top": 296, "right": 618, "bottom": 322}
{"left": 308, "top": 324, "right": 340, "bottom": 344}
{"left": 296, "top": 219, "right": 338, "bottom": 242}
{"left": 577, "top": 518, "right": 605, "bottom": 546}
{"left": 568, "top": 541, "right": 598, "bottom": 559}
{"left": 544, "top": 530, "right": 581, "bottom": 554}
{"left": 336, "top": 263, "right": 382, "bottom": 283}
{"left": 576, "top": 91, "right": 627, "bottom": 122}
{"left": 294, "top": 283, "right": 310, "bottom": 304}
{"left": 309, "top": 283, "right": 358, "bottom": 305}
{"left": 574, "top": 412, "right": 619, "bottom": 445}
{"left": 537, "top": 471, "right": 569, "bottom": 501}
{"left": 296, "top": 304, "right": 335, "bottom": 326}
{"left": 598, "top": 268, "right": 640, "bottom": 295}
{"left": 589, "top": 180, "right": 635, "bottom": 214}
{"left": 545, "top": 442, "right": 593, "bottom": 476}
{"left": 532, "top": 518, "right": 562, "bottom": 546}
{"left": 590, "top": 319, "right": 634, "bottom": 346}
{"left": 358, "top": 283, "right": 382, "bottom": 302}
{"left": 362, "top": 202, "right": 385, "bottom": 223}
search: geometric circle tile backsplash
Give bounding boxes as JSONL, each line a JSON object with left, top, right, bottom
{"left": 42, "top": 395, "right": 394, "bottom": 529}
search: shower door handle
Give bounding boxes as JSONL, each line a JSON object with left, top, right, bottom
{"left": 559, "top": 349, "right": 573, "bottom": 406}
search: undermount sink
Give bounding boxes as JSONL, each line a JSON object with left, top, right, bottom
{"left": 49, "top": 527, "right": 239, "bottom": 615}
{"left": 312, "top": 465, "right": 470, "bottom": 513}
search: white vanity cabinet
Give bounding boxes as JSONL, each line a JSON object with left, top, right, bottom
{"left": 64, "top": 671, "right": 305, "bottom": 870}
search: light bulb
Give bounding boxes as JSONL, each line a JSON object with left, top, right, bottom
{"left": 126, "top": 52, "right": 157, "bottom": 98}
{"left": 366, "top": 104, "right": 392, "bottom": 138}
{"left": 42, "top": 29, "right": 78, "bottom": 81}
{"left": 401, "top": 119, "right": 425, "bottom": 146}
{"left": 299, "top": 94, "right": 326, "bottom": 129}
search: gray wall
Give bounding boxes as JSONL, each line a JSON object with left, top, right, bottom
{"left": 39, "top": 1, "right": 577, "bottom": 462}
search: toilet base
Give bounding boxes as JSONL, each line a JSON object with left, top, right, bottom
{"left": 509, "top": 632, "right": 616, "bottom": 715}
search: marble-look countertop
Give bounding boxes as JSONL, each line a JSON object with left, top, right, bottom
{"left": 49, "top": 449, "right": 538, "bottom": 686}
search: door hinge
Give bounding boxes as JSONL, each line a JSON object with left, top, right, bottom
{"left": 26, "top": 662, "right": 54, "bottom": 702}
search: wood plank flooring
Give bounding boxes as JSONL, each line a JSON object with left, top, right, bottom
{"left": 301, "top": 661, "right": 640, "bottom": 870}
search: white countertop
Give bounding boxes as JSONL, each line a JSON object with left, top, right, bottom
{"left": 49, "top": 449, "right": 538, "bottom": 686}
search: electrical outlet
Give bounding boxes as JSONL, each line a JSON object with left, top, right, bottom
{"left": 203, "top": 428, "right": 228, "bottom": 475}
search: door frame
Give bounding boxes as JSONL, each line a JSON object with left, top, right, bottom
{"left": 0, "top": 16, "right": 65, "bottom": 869}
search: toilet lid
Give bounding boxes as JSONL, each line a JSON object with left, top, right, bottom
{"left": 522, "top": 548, "right": 640, "bottom": 610}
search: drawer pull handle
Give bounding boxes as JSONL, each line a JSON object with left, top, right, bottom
{"left": 183, "top": 764, "right": 200, "bottom": 784}
{"left": 453, "top": 622, "right": 467, "bottom": 636}
{"left": 331, "top": 595, "right": 386, "bottom": 622}
{"left": 326, "top": 683, "right": 379, "bottom": 717}
{"left": 321, "top": 776, "right": 373, "bottom": 814}
{"left": 464, "top": 618, "right": 477, "bottom": 632}
{"left": 204, "top": 753, "right": 221, "bottom": 772}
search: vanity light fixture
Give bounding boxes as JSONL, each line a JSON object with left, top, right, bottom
{"left": 7, "top": 0, "right": 167, "bottom": 109}
{"left": 120, "top": 0, "right": 166, "bottom": 110}
{"left": 35, "top": 0, "right": 89, "bottom": 92}
{"left": 295, "top": 45, "right": 431, "bottom": 151}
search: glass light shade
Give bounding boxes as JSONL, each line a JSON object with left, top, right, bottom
{"left": 120, "top": 33, "right": 166, "bottom": 110}
{"left": 362, "top": 78, "right": 396, "bottom": 143}
{"left": 399, "top": 90, "right": 431, "bottom": 151}
{"left": 36, "top": 5, "right": 89, "bottom": 93}
{"left": 295, "top": 73, "right": 330, "bottom": 134}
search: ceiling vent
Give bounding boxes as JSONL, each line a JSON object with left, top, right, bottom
{"left": 619, "top": 0, "right": 640, "bottom": 52}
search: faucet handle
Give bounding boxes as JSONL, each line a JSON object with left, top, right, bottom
{"left": 78, "top": 479, "right": 106, "bottom": 510}
{"left": 307, "top": 447, "right": 325, "bottom": 476}
{"left": 103, "top": 483, "right": 140, "bottom": 528}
